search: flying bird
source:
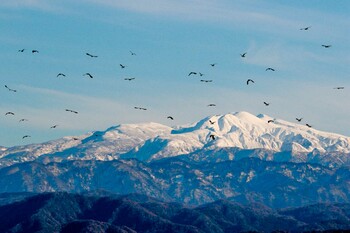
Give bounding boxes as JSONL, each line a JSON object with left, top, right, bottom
{"left": 167, "top": 116, "right": 174, "bottom": 120}
{"left": 22, "top": 135, "right": 31, "bottom": 139}
{"left": 18, "top": 49, "right": 25, "bottom": 52}
{"left": 266, "top": 67, "right": 275, "bottom": 71}
{"left": 210, "top": 63, "right": 217, "bottom": 67}
{"left": 209, "top": 120, "right": 215, "bottom": 124}
{"left": 19, "top": 119, "right": 28, "bottom": 122}
{"left": 300, "top": 26, "right": 311, "bottom": 30}
{"left": 120, "top": 64, "right": 127, "bottom": 69}
{"left": 130, "top": 51, "right": 136, "bottom": 56}
{"left": 240, "top": 52, "right": 247, "bottom": 58}
{"left": 86, "top": 53, "right": 98, "bottom": 58}
{"left": 209, "top": 135, "right": 216, "bottom": 140}
{"left": 5, "top": 85, "right": 17, "bottom": 92}
{"left": 322, "top": 45, "right": 331, "bottom": 48}
{"left": 65, "top": 109, "right": 78, "bottom": 114}
{"left": 5, "top": 112, "right": 15, "bottom": 116}
{"left": 83, "top": 73, "right": 93, "bottom": 79}
{"left": 207, "top": 104, "right": 216, "bottom": 107}
{"left": 263, "top": 102, "right": 270, "bottom": 106}
{"left": 200, "top": 80, "right": 212, "bottom": 83}
{"left": 267, "top": 120, "right": 274, "bottom": 123}
{"left": 50, "top": 125, "right": 58, "bottom": 129}
{"left": 296, "top": 118, "right": 303, "bottom": 122}
{"left": 306, "top": 124, "right": 312, "bottom": 128}
{"left": 247, "top": 79, "right": 255, "bottom": 85}
{"left": 199, "top": 72, "right": 204, "bottom": 76}
{"left": 334, "top": 87, "right": 344, "bottom": 90}
{"left": 124, "top": 77, "right": 135, "bottom": 81}
{"left": 188, "top": 72, "right": 197, "bottom": 76}
{"left": 134, "top": 107, "right": 147, "bottom": 110}
{"left": 57, "top": 73, "right": 66, "bottom": 77}
{"left": 32, "top": 50, "right": 39, "bottom": 53}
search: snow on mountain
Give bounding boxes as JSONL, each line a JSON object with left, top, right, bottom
{"left": 1, "top": 111, "right": 349, "bottom": 167}
{"left": 122, "top": 111, "right": 350, "bottom": 161}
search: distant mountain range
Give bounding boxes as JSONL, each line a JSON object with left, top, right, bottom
{"left": 0, "top": 157, "right": 349, "bottom": 208}
{"left": 1, "top": 112, "right": 350, "bottom": 167}
{"left": 0, "top": 192, "right": 349, "bottom": 233}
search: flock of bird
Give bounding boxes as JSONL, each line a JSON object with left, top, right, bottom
{"left": 180, "top": 26, "right": 342, "bottom": 140}
{"left": 3, "top": 26, "right": 345, "bottom": 142}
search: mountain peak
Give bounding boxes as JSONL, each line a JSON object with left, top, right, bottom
{"left": 234, "top": 111, "right": 262, "bottom": 120}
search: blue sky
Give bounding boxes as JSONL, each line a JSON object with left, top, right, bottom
{"left": 1, "top": 0, "right": 349, "bottom": 147}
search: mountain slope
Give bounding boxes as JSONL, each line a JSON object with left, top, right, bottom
{"left": 1, "top": 112, "right": 350, "bottom": 167}
{"left": 0, "top": 158, "right": 349, "bottom": 208}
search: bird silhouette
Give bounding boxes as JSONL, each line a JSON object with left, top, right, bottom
{"left": 240, "top": 52, "right": 247, "bottom": 58}
{"left": 247, "top": 79, "right": 255, "bottom": 85}
{"left": 266, "top": 67, "right": 275, "bottom": 71}
{"left": 32, "top": 50, "right": 39, "bottom": 53}
{"left": 199, "top": 72, "right": 204, "bottom": 76}
{"left": 86, "top": 53, "right": 98, "bottom": 58}
{"left": 322, "top": 45, "right": 331, "bottom": 48}
{"left": 5, "top": 112, "right": 15, "bottom": 116}
{"left": 73, "top": 137, "right": 79, "bottom": 140}
{"left": 200, "top": 80, "right": 212, "bottom": 83}
{"left": 22, "top": 135, "right": 31, "bottom": 139}
{"left": 83, "top": 73, "right": 93, "bottom": 79}
{"left": 124, "top": 78, "right": 135, "bottom": 81}
{"left": 263, "top": 102, "right": 270, "bottom": 106}
{"left": 120, "top": 64, "right": 127, "bottom": 69}
{"left": 210, "top": 63, "right": 217, "bottom": 67}
{"left": 306, "top": 124, "right": 312, "bottom": 128}
{"left": 209, "top": 120, "right": 215, "bottom": 124}
{"left": 209, "top": 134, "right": 216, "bottom": 140}
{"left": 334, "top": 87, "right": 344, "bottom": 90}
{"left": 296, "top": 118, "right": 303, "bottom": 122}
{"left": 300, "top": 26, "right": 311, "bottom": 30}
{"left": 167, "top": 116, "right": 174, "bottom": 120}
{"left": 19, "top": 119, "right": 28, "bottom": 122}
{"left": 50, "top": 125, "right": 58, "bottom": 129}
{"left": 65, "top": 109, "right": 78, "bottom": 114}
{"left": 134, "top": 107, "right": 147, "bottom": 110}
{"left": 188, "top": 72, "right": 197, "bottom": 76}
{"left": 207, "top": 104, "right": 216, "bottom": 107}
{"left": 18, "top": 49, "right": 25, "bottom": 52}
{"left": 57, "top": 73, "right": 66, "bottom": 77}
{"left": 268, "top": 120, "right": 274, "bottom": 123}
{"left": 130, "top": 51, "right": 136, "bottom": 56}
{"left": 5, "top": 85, "right": 17, "bottom": 92}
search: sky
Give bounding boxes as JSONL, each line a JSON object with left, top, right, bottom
{"left": 0, "top": 0, "right": 349, "bottom": 147}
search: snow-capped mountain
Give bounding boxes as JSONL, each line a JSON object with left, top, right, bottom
{"left": 1, "top": 111, "right": 350, "bottom": 167}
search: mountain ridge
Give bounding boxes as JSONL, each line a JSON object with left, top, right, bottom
{"left": 1, "top": 192, "right": 350, "bottom": 233}
{"left": 1, "top": 111, "right": 350, "bottom": 167}
{"left": 0, "top": 158, "right": 349, "bottom": 207}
